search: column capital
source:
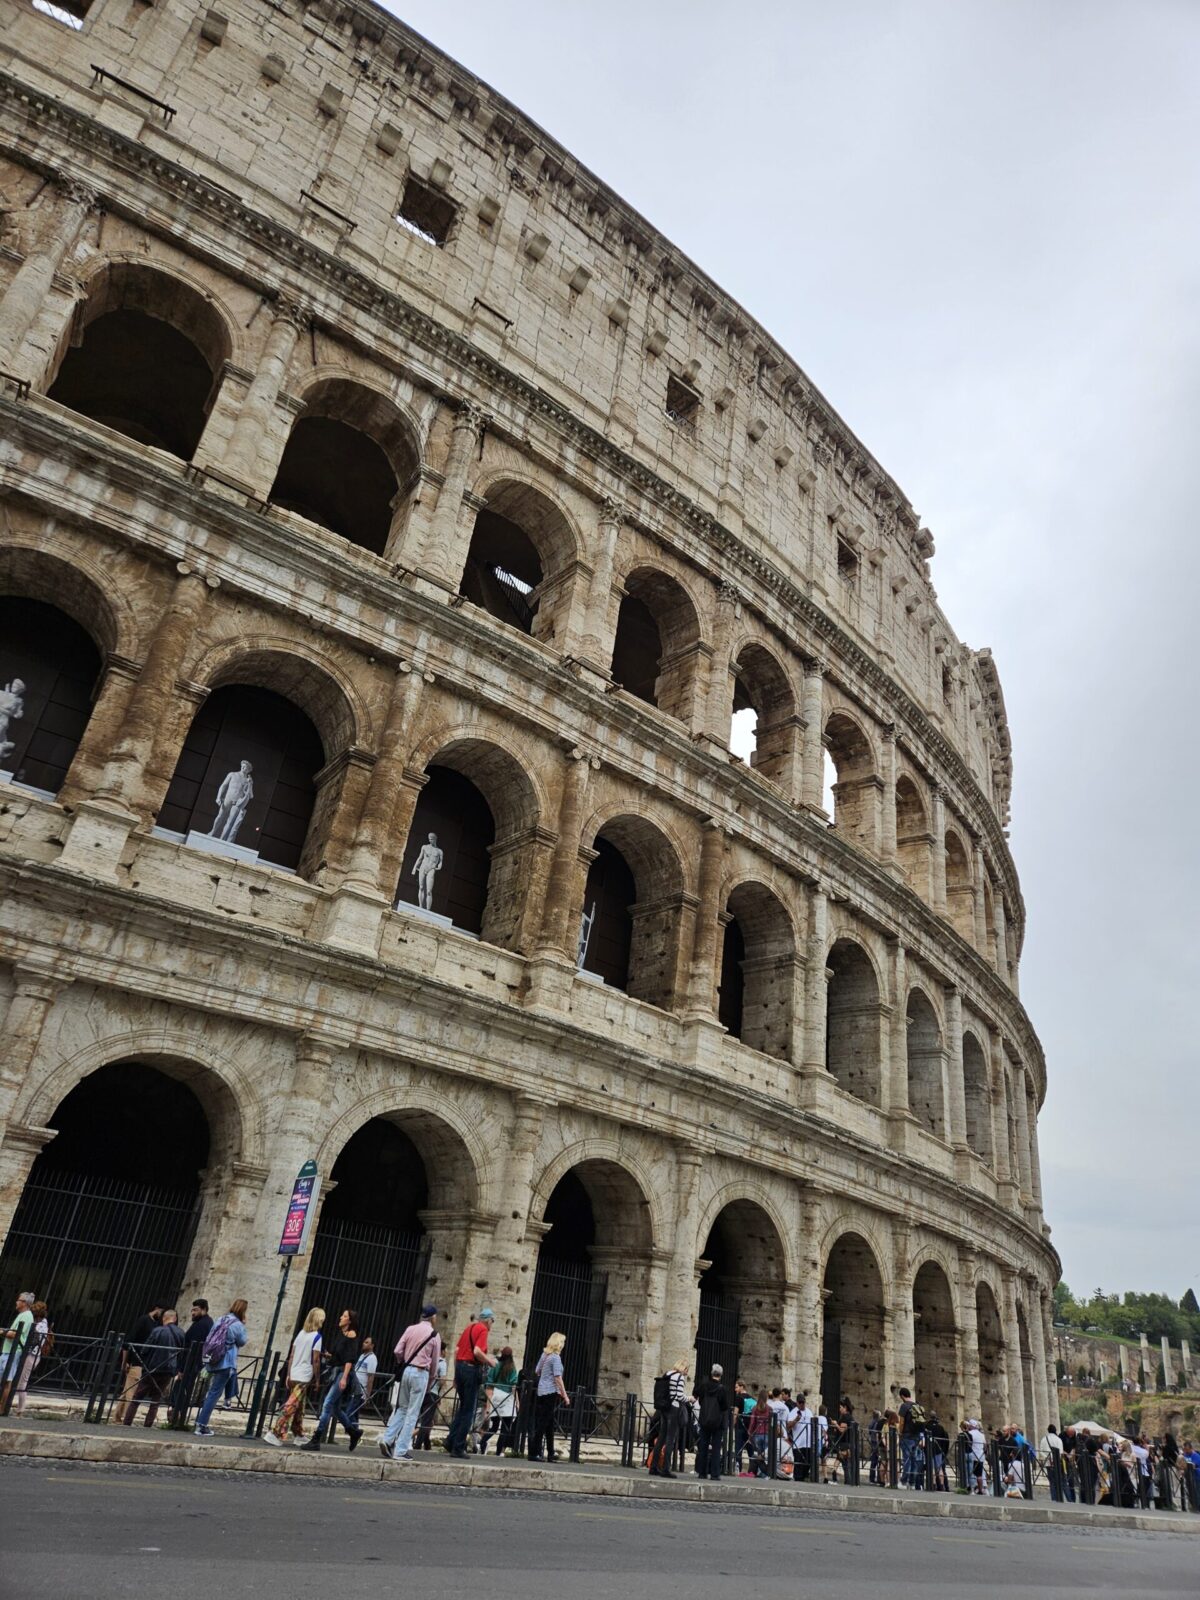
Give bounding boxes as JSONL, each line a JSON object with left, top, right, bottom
{"left": 271, "top": 291, "right": 312, "bottom": 331}
{"left": 56, "top": 173, "right": 99, "bottom": 210}
{"left": 801, "top": 654, "right": 827, "bottom": 679}
{"left": 599, "top": 494, "right": 626, "bottom": 527}
{"left": 451, "top": 398, "right": 491, "bottom": 435}
{"left": 11, "top": 961, "right": 70, "bottom": 1003}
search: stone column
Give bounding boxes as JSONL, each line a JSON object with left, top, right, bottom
{"left": 682, "top": 820, "right": 725, "bottom": 1018}
{"left": 798, "top": 884, "right": 829, "bottom": 1077}
{"left": 1001, "top": 1271, "right": 1024, "bottom": 1425}
{"left": 661, "top": 1147, "right": 705, "bottom": 1369}
{"left": 799, "top": 658, "right": 826, "bottom": 814}
{"left": 417, "top": 402, "right": 488, "bottom": 592}
{"left": 993, "top": 891, "right": 1010, "bottom": 983}
{"left": 930, "top": 785, "right": 947, "bottom": 915}
{"left": 971, "top": 839, "right": 988, "bottom": 952}
{"left": 339, "top": 663, "right": 428, "bottom": 898}
{"left": 213, "top": 295, "right": 308, "bottom": 491}
{"left": 1040, "top": 1289, "right": 1060, "bottom": 1429}
{"left": 1139, "top": 1332, "right": 1154, "bottom": 1390}
{"left": 988, "top": 1029, "right": 1014, "bottom": 1191}
{"left": 700, "top": 582, "right": 738, "bottom": 747}
{"left": 1011, "top": 1062, "right": 1033, "bottom": 1202}
{"left": 1026, "top": 1276, "right": 1050, "bottom": 1440}
{"left": 0, "top": 963, "right": 68, "bottom": 1150}
{"left": 1161, "top": 1336, "right": 1174, "bottom": 1390}
{"left": 0, "top": 1122, "right": 55, "bottom": 1257}
{"left": 578, "top": 497, "right": 622, "bottom": 676}
{"left": 958, "top": 1249, "right": 981, "bottom": 1420}
{"left": 944, "top": 984, "right": 969, "bottom": 1161}
{"left": 534, "top": 750, "right": 593, "bottom": 960}
{"left": 887, "top": 940, "right": 914, "bottom": 1149}
{"left": 0, "top": 177, "right": 96, "bottom": 374}
{"left": 879, "top": 725, "right": 898, "bottom": 870}
{"left": 1025, "top": 1083, "right": 1043, "bottom": 1210}
{"left": 793, "top": 1196, "right": 824, "bottom": 1399}
{"left": 889, "top": 1222, "right": 915, "bottom": 1401}
{"left": 56, "top": 655, "right": 140, "bottom": 811}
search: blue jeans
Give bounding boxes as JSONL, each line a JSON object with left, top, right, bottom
{"left": 900, "top": 1435, "right": 921, "bottom": 1486}
{"left": 195, "top": 1367, "right": 232, "bottom": 1431}
{"left": 447, "top": 1361, "right": 482, "bottom": 1453}
{"left": 317, "top": 1373, "right": 362, "bottom": 1437}
{"left": 382, "top": 1367, "right": 427, "bottom": 1454}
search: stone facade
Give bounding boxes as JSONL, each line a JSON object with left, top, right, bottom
{"left": 0, "top": 0, "right": 1057, "bottom": 1432}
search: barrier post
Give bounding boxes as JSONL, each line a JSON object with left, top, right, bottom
{"left": 568, "top": 1385, "right": 585, "bottom": 1463}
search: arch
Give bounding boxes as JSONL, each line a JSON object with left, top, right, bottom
{"left": 962, "top": 1030, "right": 993, "bottom": 1164}
{"left": 610, "top": 565, "right": 702, "bottom": 721}
{"left": 905, "top": 987, "right": 945, "bottom": 1138}
{"left": 529, "top": 1139, "right": 666, "bottom": 1249}
{"left": 460, "top": 476, "right": 581, "bottom": 644}
{"left": 0, "top": 542, "right": 128, "bottom": 661}
{"left": 47, "top": 261, "right": 232, "bottom": 460}
{"left": 729, "top": 639, "right": 797, "bottom": 790}
{"left": 396, "top": 735, "right": 543, "bottom": 949}
{"left": 697, "top": 1196, "right": 787, "bottom": 1388}
{"left": 944, "top": 827, "right": 975, "bottom": 943}
{"left": 579, "top": 812, "right": 687, "bottom": 1009}
{"left": 913, "top": 1259, "right": 961, "bottom": 1421}
{"left": 269, "top": 376, "right": 421, "bottom": 556}
{"left": 192, "top": 638, "right": 367, "bottom": 757}
{"left": 0, "top": 596, "right": 102, "bottom": 796}
{"left": 823, "top": 711, "right": 878, "bottom": 853}
{"left": 719, "top": 879, "right": 796, "bottom": 1061}
{"left": 826, "top": 938, "right": 882, "bottom": 1107}
{"left": 895, "top": 774, "right": 932, "bottom": 897}
{"left": 822, "top": 1230, "right": 887, "bottom": 1411}
{"left": 975, "top": 1280, "right": 1006, "bottom": 1428}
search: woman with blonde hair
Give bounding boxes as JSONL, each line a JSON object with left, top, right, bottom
{"left": 267, "top": 1307, "right": 324, "bottom": 1445}
{"left": 528, "top": 1331, "right": 570, "bottom": 1463}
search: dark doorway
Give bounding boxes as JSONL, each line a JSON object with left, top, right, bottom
{"left": 0, "top": 1062, "right": 207, "bottom": 1338}
{"left": 524, "top": 1172, "right": 607, "bottom": 1394}
{"left": 0, "top": 598, "right": 101, "bottom": 795}
{"left": 717, "top": 915, "right": 745, "bottom": 1037}
{"left": 396, "top": 765, "right": 496, "bottom": 934}
{"left": 578, "top": 837, "right": 635, "bottom": 989}
{"left": 269, "top": 417, "right": 397, "bottom": 555}
{"left": 610, "top": 595, "right": 662, "bottom": 706}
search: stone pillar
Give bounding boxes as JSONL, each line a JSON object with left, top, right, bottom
{"left": 1026, "top": 1276, "right": 1050, "bottom": 1441}
{"left": 56, "top": 655, "right": 140, "bottom": 811}
{"left": 792, "top": 1207, "right": 825, "bottom": 1403}
{"left": 211, "top": 295, "right": 308, "bottom": 491}
{"left": 971, "top": 839, "right": 988, "bottom": 952}
{"left": 1182, "top": 1340, "right": 1194, "bottom": 1388}
{"left": 534, "top": 750, "right": 593, "bottom": 960}
{"left": 944, "top": 984, "right": 969, "bottom": 1159}
{"left": 0, "top": 177, "right": 96, "bottom": 375}
{"left": 886, "top": 940, "right": 915, "bottom": 1150}
{"left": 958, "top": 1249, "right": 981, "bottom": 1419}
{"left": 1011, "top": 1062, "right": 1033, "bottom": 1202}
{"left": 930, "top": 785, "right": 947, "bottom": 914}
{"left": 701, "top": 583, "right": 738, "bottom": 747}
{"left": 1026, "top": 1083, "right": 1043, "bottom": 1210}
{"left": 889, "top": 1222, "right": 915, "bottom": 1401}
{"left": 1001, "top": 1271, "right": 1024, "bottom": 1426}
{"left": 0, "top": 964, "right": 69, "bottom": 1147}
{"left": 1161, "top": 1336, "right": 1174, "bottom": 1390}
{"left": 1140, "top": 1332, "right": 1154, "bottom": 1390}
{"left": 661, "top": 1147, "right": 705, "bottom": 1369}
{"left": 993, "top": 890, "right": 1010, "bottom": 983}
{"left": 988, "top": 1030, "right": 1014, "bottom": 1191}
{"left": 1041, "top": 1290, "right": 1060, "bottom": 1429}
{"left": 798, "top": 884, "right": 829, "bottom": 1077}
{"left": 339, "top": 663, "right": 427, "bottom": 898}
{"left": 578, "top": 497, "right": 622, "bottom": 676}
{"left": 879, "top": 725, "right": 898, "bottom": 869}
{"left": 799, "top": 658, "right": 826, "bottom": 814}
{"left": 0, "top": 1122, "right": 55, "bottom": 1256}
{"left": 682, "top": 820, "right": 725, "bottom": 1018}
{"left": 417, "top": 402, "right": 488, "bottom": 592}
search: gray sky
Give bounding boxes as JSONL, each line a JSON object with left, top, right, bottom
{"left": 381, "top": 0, "right": 1200, "bottom": 1297}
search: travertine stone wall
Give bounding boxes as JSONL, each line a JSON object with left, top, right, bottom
{"left": 0, "top": 0, "right": 1056, "bottom": 1431}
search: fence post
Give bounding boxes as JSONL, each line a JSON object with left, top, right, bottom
{"left": 620, "top": 1392, "right": 636, "bottom": 1468}
{"left": 84, "top": 1330, "right": 122, "bottom": 1426}
{"left": 767, "top": 1414, "right": 779, "bottom": 1479}
{"left": 887, "top": 1424, "right": 899, "bottom": 1489}
{"left": 846, "top": 1420, "right": 860, "bottom": 1487}
{"left": 568, "top": 1385, "right": 585, "bottom": 1463}
{"left": 1022, "top": 1446, "right": 1034, "bottom": 1500}
{"left": 989, "top": 1439, "right": 1004, "bottom": 1497}
{"left": 723, "top": 1407, "right": 735, "bottom": 1478}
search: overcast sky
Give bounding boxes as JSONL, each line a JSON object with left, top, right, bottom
{"left": 381, "top": 0, "right": 1200, "bottom": 1297}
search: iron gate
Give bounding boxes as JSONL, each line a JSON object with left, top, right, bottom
{"left": 821, "top": 1318, "right": 842, "bottom": 1407}
{"left": 0, "top": 1171, "right": 200, "bottom": 1339}
{"left": 297, "top": 1218, "right": 430, "bottom": 1354}
{"left": 523, "top": 1257, "right": 608, "bottom": 1393}
{"left": 695, "top": 1287, "right": 741, "bottom": 1384}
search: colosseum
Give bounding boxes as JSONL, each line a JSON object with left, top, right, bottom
{"left": 0, "top": 0, "right": 1058, "bottom": 1435}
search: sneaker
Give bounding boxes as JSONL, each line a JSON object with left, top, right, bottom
{"left": 265, "top": 1433, "right": 283, "bottom": 1448}
{"left": 378, "top": 1440, "right": 393, "bottom": 1459}
{"left": 394, "top": 1452, "right": 413, "bottom": 1464}
{"left": 194, "top": 1427, "right": 214, "bottom": 1437}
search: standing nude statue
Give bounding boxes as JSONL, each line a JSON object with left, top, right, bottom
{"left": 0, "top": 677, "right": 25, "bottom": 762}
{"left": 208, "top": 759, "right": 254, "bottom": 844}
{"left": 412, "top": 832, "right": 443, "bottom": 910}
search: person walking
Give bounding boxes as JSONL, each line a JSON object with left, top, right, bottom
{"left": 528, "top": 1332, "right": 570, "bottom": 1463}
{"left": 480, "top": 1346, "right": 520, "bottom": 1456}
{"left": 347, "top": 1337, "right": 377, "bottom": 1432}
{"left": 647, "top": 1358, "right": 688, "bottom": 1478}
{"left": 446, "top": 1307, "right": 495, "bottom": 1459}
{"left": 267, "top": 1308, "right": 323, "bottom": 1446}
{"left": 300, "top": 1307, "right": 363, "bottom": 1452}
{"left": 693, "top": 1363, "right": 730, "bottom": 1482}
{"left": 897, "top": 1386, "right": 925, "bottom": 1488}
{"left": 11, "top": 1300, "right": 50, "bottom": 1417}
{"left": 193, "top": 1299, "right": 249, "bottom": 1437}
{"left": 118, "top": 1304, "right": 162, "bottom": 1425}
{"left": 123, "top": 1309, "right": 185, "bottom": 1427}
{"left": 379, "top": 1304, "right": 441, "bottom": 1461}
{"left": 169, "top": 1299, "right": 213, "bottom": 1428}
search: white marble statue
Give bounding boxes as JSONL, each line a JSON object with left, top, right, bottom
{"left": 0, "top": 677, "right": 25, "bottom": 762}
{"left": 208, "top": 759, "right": 254, "bottom": 844}
{"left": 412, "top": 832, "right": 443, "bottom": 910}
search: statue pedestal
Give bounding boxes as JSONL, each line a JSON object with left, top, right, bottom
{"left": 0, "top": 770, "right": 11, "bottom": 785}
{"left": 316, "top": 884, "right": 386, "bottom": 955}
{"left": 57, "top": 799, "right": 138, "bottom": 880}
{"left": 185, "top": 831, "right": 260, "bottom": 865}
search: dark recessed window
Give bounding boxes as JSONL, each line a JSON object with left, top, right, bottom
{"left": 836, "top": 536, "right": 859, "bottom": 580}
{"left": 396, "top": 177, "right": 456, "bottom": 246}
{"left": 665, "top": 374, "right": 700, "bottom": 428}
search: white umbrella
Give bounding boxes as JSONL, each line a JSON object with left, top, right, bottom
{"left": 1070, "top": 1419, "right": 1124, "bottom": 1440}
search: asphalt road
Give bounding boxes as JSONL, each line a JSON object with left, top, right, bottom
{"left": 2, "top": 1458, "right": 1196, "bottom": 1600}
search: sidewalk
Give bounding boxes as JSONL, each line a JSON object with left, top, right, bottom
{"left": 2, "top": 1415, "right": 1197, "bottom": 1534}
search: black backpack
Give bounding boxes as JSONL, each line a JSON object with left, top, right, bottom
{"left": 653, "top": 1372, "right": 672, "bottom": 1409}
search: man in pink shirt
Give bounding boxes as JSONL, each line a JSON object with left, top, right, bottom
{"left": 379, "top": 1304, "right": 441, "bottom": 1461}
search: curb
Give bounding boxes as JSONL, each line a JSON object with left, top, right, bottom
{"left": 1, "top": 1427, "right": 1196, "bottom": 1535}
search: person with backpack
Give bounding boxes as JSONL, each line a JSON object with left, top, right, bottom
{"left": 529, "top": 1331, "right": 570, "bottom": 1463}
{"left": 193, "top": 1298, "right": 249, "bottom": 1437}
{"left": 897, "top": 1386, "right": 926, "bottom": 1488}
{"left": 647, "top": 1358, "right": 688, "bottom": 1478}
{"left": 266, "top": 1307, "right": 324, "bottom": 1446}
{"left": 692, "top": 1363, "right": 730, "bottom": 1482}
{"left": 379, "top": 1304, "right": 441, "bottom": 1461}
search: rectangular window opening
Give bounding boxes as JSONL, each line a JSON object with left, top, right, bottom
{"left": 836, "top": 536, "right": 859, "bottom": 580}
{"left": 31, "top": 0, "right": 87, "bottom": 25}
{"left": 396, "top": 177, "right": 456, "bottom": 247}
{"left": 665, "top": 373, "right": 701, "bottom": 429}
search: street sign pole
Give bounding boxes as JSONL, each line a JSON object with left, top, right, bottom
{"left": 244, "top": 1159, "right": 320, "bottom": 1438}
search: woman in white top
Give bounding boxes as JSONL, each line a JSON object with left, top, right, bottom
{"left": 268, "top": 1307, "right": 324, "bottom": 1444}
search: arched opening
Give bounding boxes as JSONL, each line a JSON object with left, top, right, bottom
{"left": 913, "top": 1261, "right": 960, "bottom": 1421}
{"left": 826, "top": 939, "right": 882, "bottom": 1107}
{"left": 718, "top": 883, "right": 794, "bottom": 1061}
{"left": 0, "top": 597, "right": 102, "bottom": 796}
{"left": 158, "top": 684, "right": 325, "bottom": 872}
{"left": 944, "top": 829, "right": 974, "bottom": 943}
{"left": 822, "top": 1233, "right": 885, "bottom": 1411}
{"left": 962, "top": 1032, "right": 993, "bottom": 1164}
{"left": 895, "top": 776, "right": 932, "bottom": 898}
{"left": 396, "top": 739, "right": 540, "bottom": 950}
{"left": 527, "top": 1160, "right": 652, "bottom": 1395}
{"left": 268, "top": 380, "right": 419, "bottom": 556}
{"left": 0, "top": 1062, "right": 212, "bottom": 1337}
{"left": 976, "top": 1283, "right": 1005, "bottom": 1428}
{"left": 47, "top": 264, "right": 230, "bottom": 460}
{"left": 729, "top": 644, "right": 796, "bottom": 790}
{"left": 459, "top": 481, "right": 577, "bottom": 645}
{"left": 610, "top": 568, "right": 701, "bottom": 721}
{"left": 905, "top": 989, "right": 945, "bottom": 1138}
{"left": 696, "top": 1200, "right": 785, "bottom": 1388}
{"left": 578, "top": 816, "right": 684, "bottom": 1011}
{"left": 824, "top": 713, "right": 878, "bottom": 852}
